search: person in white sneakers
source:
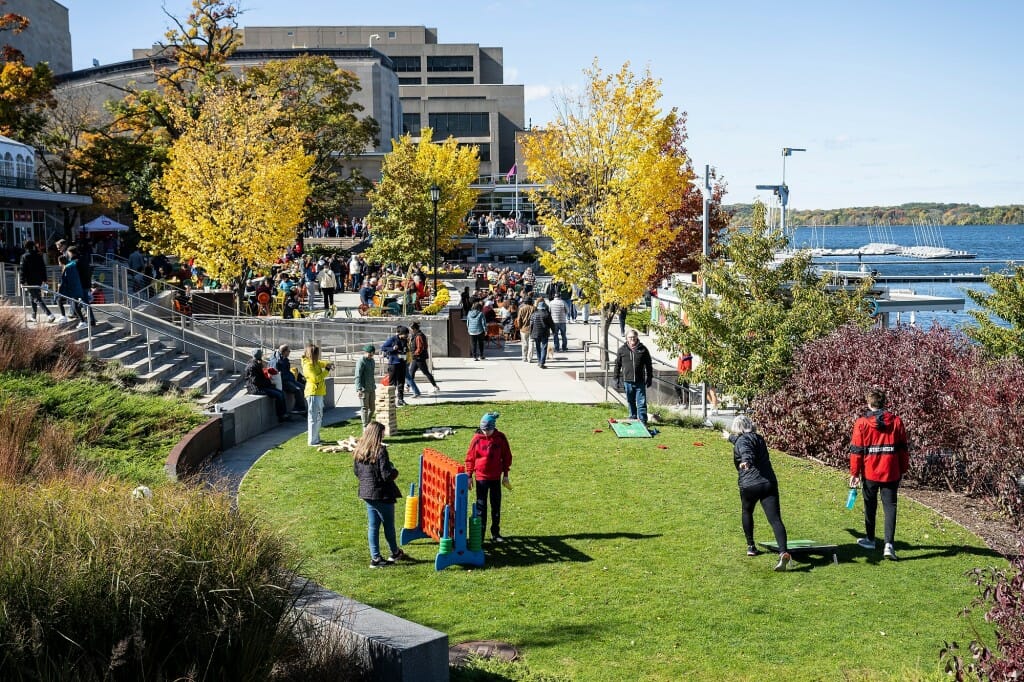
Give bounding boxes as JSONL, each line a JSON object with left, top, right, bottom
{"left": 849, "top": 388, "right": 909, "bottom": 561}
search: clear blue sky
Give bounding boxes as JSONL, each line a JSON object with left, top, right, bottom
{"left": 64, "top": 0, "right": 1023, "bottom": 210}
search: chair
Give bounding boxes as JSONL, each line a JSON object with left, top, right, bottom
{"left": 485, "top": 322, "right": 504, "bottom": 348}
{"left": 256, "top": 291, "right": 271, "bottom": 316}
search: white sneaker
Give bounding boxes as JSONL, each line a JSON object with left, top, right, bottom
{"left": 30, "top": 314, "right": 38, "bottom": 322}
{"left": 75, "top": 322, "right": 88, "bottom": 330}
{"left": 883, "top": 543, "right": 898, "bottom": 561}
{"left": 56, "top": 316, "right": 69, "bottom": 323}
{"left": 431, "top": 385, "right": 440, "bottom": 394}
{"left": 47, "top": 314, "right": 56, "bottom": 323}
{"left": 857, "top": 538, "right": 877, "bottom": 550}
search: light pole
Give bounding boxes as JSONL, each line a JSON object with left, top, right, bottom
{"left": 429, "top": 183, "right": 440, "bottom": 298}
{"left": 692, "top": 164, "right": 712, "bottom": 420}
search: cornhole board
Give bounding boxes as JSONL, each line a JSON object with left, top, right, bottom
{"left": 759, "top": 539, "right": 839, "bottom": 564}
{"left": 608, "top": 419, "right": 652, "bottom": 438}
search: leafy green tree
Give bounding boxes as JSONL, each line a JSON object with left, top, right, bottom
{"left": 654, "top": 200, "right": 874, "bottom": 405}
{"left": 965, "top": 266, "right": 1024, "bottom": 359}
{"left": 367, "top": 128, "right": 479, "bottom": 267}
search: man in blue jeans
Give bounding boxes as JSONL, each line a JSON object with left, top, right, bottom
{"left": 614, "top": 331, "right": 654, "bottom": 424}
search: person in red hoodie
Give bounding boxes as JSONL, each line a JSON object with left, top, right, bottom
{"left": 849, "top": 388, "right": 909, "bottom": 561}
{"left": 465, "top": 411, "right": 513, "bottom": 543}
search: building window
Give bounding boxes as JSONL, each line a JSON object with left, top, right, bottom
{"left": 403, "top": 113, "right": 422, "bottom": 136}
{"left": 392, "top": 55, "right": 421, "bottom": 72}
{"left": 2, "top": 152, "right": 12, "bottom": 178}
{"left": 427, "top": 55, "right": 473, "bottom": 72}
{"left": 15, "top": 154, "right": 27, "bottom": 178}
{"left": 427, "top": 77, "right": 474, "bottom": 85}
{"left": 398, "top": 77, "right": 422, "bottom": 85}
{"left": 388, "top": 31, "right": 397, "bottom": 39}
{"left": 428, "top": 112, "right": 489, "bottom": 137}
{"left": 469, "top": 143, "right": 490, "bottom": 162}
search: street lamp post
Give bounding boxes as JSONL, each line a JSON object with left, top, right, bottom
{"left": 429, "top": 183, "right": 440, "bottom": 298}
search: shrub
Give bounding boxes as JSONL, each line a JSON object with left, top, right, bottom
{"left": 943, "top": 553, "right": 1024, "bottom": 681}
{"left": 625, "top": 309, "right": 650, "bottom": 334}
{"left": 752, "top": 324, "right": 1024, "bottom": 523}
{"left": 0, "top": 479, "right": 365, "bottom": 681}
{"left": 0, "top": 304, "right": 84, "bottom": 375}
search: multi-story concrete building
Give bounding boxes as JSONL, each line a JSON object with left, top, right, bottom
{"left": 54, "top": 24, "right": 526, "bottom": 220}
{"left": 3, "top": 0, "right": 71, "bottom": 74}
{"left": 240, "top": 25, "right": 525, "bottom": 181}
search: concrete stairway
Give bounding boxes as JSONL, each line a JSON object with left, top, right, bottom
{"left": 69, "top": 320, "right": 244, "bottom": 406}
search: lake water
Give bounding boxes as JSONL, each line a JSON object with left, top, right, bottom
{"left": 791, "top": 224, "right": 1024, "bottom": 329}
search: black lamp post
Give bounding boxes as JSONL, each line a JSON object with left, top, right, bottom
{"left": 429, "top": 183, "right": 440, "bottom": 298}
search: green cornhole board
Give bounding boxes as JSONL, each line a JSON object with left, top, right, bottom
{"left": 759, "top": 539, "right": 839, "bottom": 564}
{"left": 608, "top": 420, "right": 652, "bottom": 438}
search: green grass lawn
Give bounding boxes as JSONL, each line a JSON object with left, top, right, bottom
{"left": 239, "top": 402, "right": 1003, "bottom": 681}
{"left": 0, "top": 370, "right": 205, "bottom": 484}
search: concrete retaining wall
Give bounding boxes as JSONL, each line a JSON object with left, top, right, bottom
{"left": 164, "top": 416, "right": 222, "bottom": 480}
{"left": 297, "top": 580, "right": 449, "bottom": 682}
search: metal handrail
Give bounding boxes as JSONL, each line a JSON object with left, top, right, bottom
{"left": 105, "top": 260, "right": 240, "bottom": 318}
{"left": 54, "top": 287, "right": 252, "bottom": 394}
{"left": 90, "top": 279, "right": 265, "bottom": 365}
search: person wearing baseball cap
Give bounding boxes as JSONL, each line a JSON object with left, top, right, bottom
{"left": 465, "top": 411, "right": 513, "bottom": 543}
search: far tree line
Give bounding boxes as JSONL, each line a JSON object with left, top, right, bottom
{"left": 726, "top": 202, "right": 1024, "bottom": 227}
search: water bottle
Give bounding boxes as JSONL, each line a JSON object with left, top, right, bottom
{"left": 845, "top": 486, "right": 858, "bottom": 510}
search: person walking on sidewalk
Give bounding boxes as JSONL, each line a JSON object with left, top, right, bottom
{"left": 529, "top": 298, "right": 555, "bottom": 369}
{"left": 354, "top": 344, "right": 376, "bottom": 428}
{"left": 515, "top": 297, "right": 535, "bottom": 363}
{"left": 467, "top": 302, "right": 486, "bottom": 361}
{"left": 465, "top": 411, "right": 513, "bottom": 543}
{"left": 301, "top": 343, "right": 333, "bottom": 446}
{"left": 380, "top": 326, "right": 411, "bottom": 405}
{"left": 727, "top": 415, "right": 792, "bottom": 571}
{"left": 849, "top": 388, "right": 909, "bottom": 561}
{"left": 614, "top": 330, "right": 654, "bottom": 424}
{"left": 408, "top": 322, "right": 440, "bottom": 394}
{"left": 548, "top": 294, "right": 568, "bottom": 352}
{"left": 19, "top": 240, "right": 55, "bottom": 323}
{"left": 353, "top": 421, "right": 408, "bottom": 568}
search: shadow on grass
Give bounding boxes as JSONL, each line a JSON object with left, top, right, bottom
{"left": 480, "top": 532, "right": 661, "bottom": 568}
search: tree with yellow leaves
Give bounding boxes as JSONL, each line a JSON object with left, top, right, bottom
{"left": 367, "top": 128, "right": 479, "bottom": 267}
{"left": 135, "top": 80, "right": 312, "bottom": 284}
{"left": 522, "top": 60, "right": 689, "bottom": 361}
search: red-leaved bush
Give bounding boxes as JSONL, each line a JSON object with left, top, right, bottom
{"left": 752, "top": 324, "right": 1024, "bottom": 525}
{"left": 942, "top": 553, "right": 1024, "bottom": 681}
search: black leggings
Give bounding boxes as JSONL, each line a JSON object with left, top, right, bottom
{"left": 321, "top": 287, "right": 335, "bottom": 309}
{"left": 739, "top": 482, "right": 788, "bottom": 552}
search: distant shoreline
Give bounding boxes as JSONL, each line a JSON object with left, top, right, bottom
{"left": 726, "top": 202, "right": 1024, "bottom": 228}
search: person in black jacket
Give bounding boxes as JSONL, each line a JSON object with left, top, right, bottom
{"left": 614, "top": 330, "right": 654, "bottom": 423}
{"left": 353, "top": 421, "right": 409, "bottom": 568}
{"left": 529, "top": 298, "right": 555, "bottom": 368}
{"left": 244, "top": 349, "right": 287, "bottom": 421}
{"left": 19, "top": 240, "right": 55, "bottom": 322}
{"left": 727, "top": 415, "right": 791, "bottom": 571}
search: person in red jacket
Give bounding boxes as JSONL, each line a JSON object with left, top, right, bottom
{"left": 465, "top": 411, "right": 513, "bottom": 543}
{"left": 849, "top": 388, "right": 909, "bottom": 561}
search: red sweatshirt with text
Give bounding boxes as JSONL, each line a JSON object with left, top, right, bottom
{"left": 849, "top": 410, "right": 909, "bottom": 483}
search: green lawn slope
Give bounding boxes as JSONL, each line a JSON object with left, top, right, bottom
{"left": 240, "top": 402, "right": 1001, "bottom": 681}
